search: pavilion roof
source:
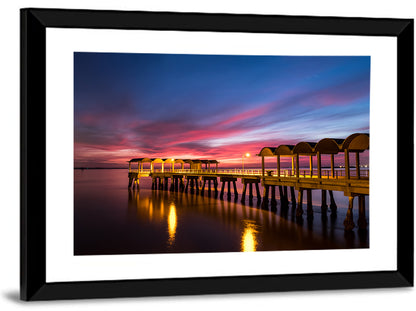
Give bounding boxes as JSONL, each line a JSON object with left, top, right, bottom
{"left": 257, "top": 133, "right": 369, "bottom": 157}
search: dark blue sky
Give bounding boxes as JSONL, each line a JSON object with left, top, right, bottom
{"left": 74, "top": 53, "right": 370, "bottom": 167}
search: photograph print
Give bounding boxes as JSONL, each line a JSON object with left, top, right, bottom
{"left": 73, "top": 52, "right": 370, "bottom": 256}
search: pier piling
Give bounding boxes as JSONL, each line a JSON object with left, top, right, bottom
{"left": 241, "top": 183, "right": 247, "bottom": 203}
{"left": 290, "top": 186, "right": 296, "bottom": 208}
{"left": 219, "top": 177, "right": 237, "bottom": 200}
{"left": 306, "top": 189, "right": 313, "bottom": 218}
{"left": 262, "top": 185, "right": 269, "bottom": 209}
{"left": 321, "top": 190, "right": 328, "bottom": 213}
{"left": 329, "top": 190, "right": 337, "bottom": 214}
{"left": 270, "top": 186, "right": 277, "bottom": 206}
{"left": 296, "top": 188, "right": 304, "bottom": 217}
{"left": 343, "top": 196, "right": 355, "bottom": 231}
{"left": 249, "top": 183, "right": 253, "bottom": 200}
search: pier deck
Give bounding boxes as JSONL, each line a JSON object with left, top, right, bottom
{"left": 129, "top": 169, "right": 368, "bottom": 196}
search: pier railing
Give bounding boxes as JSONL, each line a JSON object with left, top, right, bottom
{"left": 129, "top": 168, "right": 369, "bottom": 178}
{"left": 129, "top": 168, "right": 262, "bottom": 175}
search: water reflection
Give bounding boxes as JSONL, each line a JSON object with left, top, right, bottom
{"left": 149, "top": 201, "right": 154, "bottom": 220}
{"left": 241, "top": 220, "right": 259, "bottom": 252}
{"left": 72, "top": 172, "right": 369, "bottom": 255}
{"left": 167, "top": 203, "right": 177, "bottom": 247}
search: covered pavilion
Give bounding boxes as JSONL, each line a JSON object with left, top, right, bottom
{"left": 128, "top": 157, "right": 219, "bottom": 173}
{"left": 257, "top": 133, "right": 369, "bottom": 180}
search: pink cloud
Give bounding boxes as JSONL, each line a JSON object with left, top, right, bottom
{"left": 217, "top": 102, "right": 274, "bottom": 127}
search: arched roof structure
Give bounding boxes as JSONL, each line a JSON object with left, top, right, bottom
{"left": 258, "top": 147, "right": 276, "bottom": 157}
{"left": 257, "top": 134, "right": 369, "bottom": 157}
{"left": 341, "top": 133, "right": 369, "bottom": 151}
{"left": 315, "top": 138, "right": 343, "bottom": 154}
{"left": 274, "top": 145, "right": 295, "bottom": 156}
{"left": 342, "top": 133, "right": 369, "bottom": 152}
{"left": 129, "top": 157, "right": 220, "bottom": 165}
{"left": 293, "top": 142, "right": 316, "bottom": 155}
{"left": 151, "top": 158, "right": 165, "bottom": 163}
{"left": 129, "top": 157, "right": 152, "bottom": 163}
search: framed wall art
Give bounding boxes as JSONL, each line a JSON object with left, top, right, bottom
{"left": 21, "top": 8, "right": 413, "bottom": 300}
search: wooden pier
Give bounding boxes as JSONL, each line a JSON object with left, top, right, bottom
{"left": 128, "top": 133, "right": 369, "bottom": 231}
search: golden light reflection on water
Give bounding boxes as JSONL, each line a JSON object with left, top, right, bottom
{"left": 160, "top": 199, "right": 165, "bottom": 218}
{"left": 168, "top": 203, "right": 177, "bottom": 247}
{"left": 241, "top": 220, "right": 259, "bottom": 252}
{"left": 149, "top": 202, "right": 153, "bottom": 220}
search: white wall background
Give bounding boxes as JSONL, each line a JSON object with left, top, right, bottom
{"left": 0, "top": 0, "right": 415, "bottom": 310}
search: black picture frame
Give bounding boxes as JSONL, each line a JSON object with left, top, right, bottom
{"left": 20, "top": 8, "right": 414, "bottom": 301}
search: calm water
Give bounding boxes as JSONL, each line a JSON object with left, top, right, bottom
{"left": 74, "top": 169, "right": 369, "bottom": 255}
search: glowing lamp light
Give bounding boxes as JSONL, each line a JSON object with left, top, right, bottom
{"left": 242, "top": 153, "right": 251, "bottom": 172}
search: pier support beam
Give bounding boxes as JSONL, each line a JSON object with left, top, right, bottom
{"left": 201, "top": 176, "right": 218, "bottom": 197}
{"left": 186, "top": 176, "right": 200, "bottom": 195}
{"left": 128, "top": 177, "right": 134, "bottom": 188}
{"left": 220, "top": 181, "right": 225, "bottom": 199}
{"left": 190, "top": 178, "right": 195, "bottom": 193}
{"left": 296, "top": 188, "right": 304, "bottom": 217}
{"left": 262, "top": 185, "right": 269, "bottom": 209}
{"left": 241, "top": 183, "right": 247, "bottom": 203}
{"left": 220, "top": 177, "right": 237, "bottom": 200}
{"left": 321, "top": 190, "right": 328, "bottom": 213}
{"left": 184, "top": 178, "right": 189, "bottom": 193}
{"left": 213, "top": 179, "right": 218, "bottom": 195}
{"left": 201, "top": 179, "right": 206, "bottom": 196}
{"left": 290, "top": 186, "right": 296, "bottom": 208}
{"left": 233, "top": 181, "right": 238, "bottom": 196}
{"left": 283, "top": 186, "right": 289, "bottom": 206}
{"left": 242, "top": 178, "right": 261, "bottom": 204}
{"left": 255, "top": 183, "right": 261, "bottom": 201}
{"left": 270, "top": 186, "right": 277, "bottom": 206}
{"left": 306, "top": 189, "right": 313, "bottom": 218}
{"left": 248, "top": 183, "right": 253, "bottom": 202}
{"left": 195, "top": 179, "right": 200, "bottom": 195}
{"left": 329, "top": 190, "right": 337, "bottom": 214}
{"left": 170, "top": 175, "right": 184, "bottom": 192}
{"left": 279, "top": 186, "right": 288, "bottom": 209}
{"left": 175, "top": 177, "right": 179, "bottom": 192}
{"left": 343, "top": 196, "right": 355, "bottom": 231}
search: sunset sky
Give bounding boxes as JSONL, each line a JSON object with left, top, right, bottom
{"left": 74, "top": 53, "right": 370, "bottom": 168}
